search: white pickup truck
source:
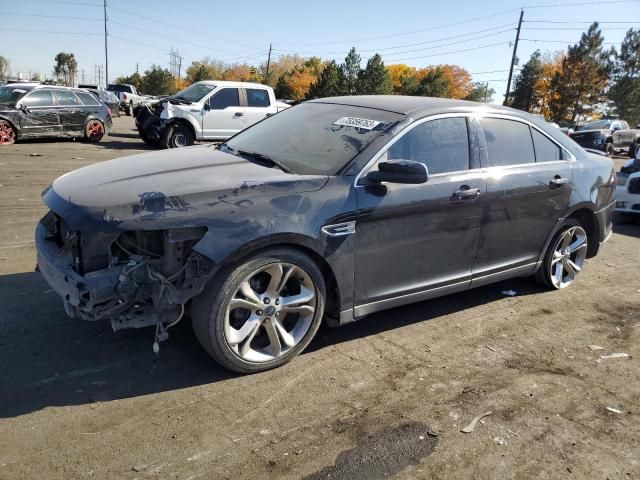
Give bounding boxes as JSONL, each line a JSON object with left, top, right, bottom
{"left": 107, "top": 83, "right": 145, "bottom": 116}
{"left": 134, "top": 80, "right": 290, "bottom": 148}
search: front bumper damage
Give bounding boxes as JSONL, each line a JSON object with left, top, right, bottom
{"left": 135, "top": 102, "right": 165, "bottom": 144}
{"left": 35, "top": 214, "right": 215, "bottom": 347}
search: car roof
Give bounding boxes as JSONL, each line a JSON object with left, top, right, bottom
{"left": 196, "top": 80, "right": 270, "bottom": 89}
{"left": 308, "top": 95, "right": 533, "bottom": 119}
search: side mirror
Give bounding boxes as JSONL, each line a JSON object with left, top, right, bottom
{"left": 365, "top": 160, "right": 429, "bottom": 185}
{"left": 612, "top": 124, "right": 621, "bottom": 131}
{"left": 18, "top": 103, "right": 30, "bottom": 114}
{"left": 203, "top": 103, "right": 211, "bottom": 111}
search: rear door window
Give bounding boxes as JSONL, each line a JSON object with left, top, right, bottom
{"left": 210, "top": 88, "right": 240, "bottom": 110}
{"left": 386, "top": 117, "right": 470, "bottom": 174}
{"left": 481, "top": 117, "right": 535, "bottom": 167}
{"left": 75, "top": 91, "right": 101, "bottom": 106}
{"left": 22, "top": 89, "right": 54, "bottom": 107}
{"left": 531, "top": 128, "right": 565, "bottom": 161}
{"left": 246, "top": 89, "right": 270, "bottom": 107}
{"left": 53, "top": 90, "right": 82, "bottom": 106}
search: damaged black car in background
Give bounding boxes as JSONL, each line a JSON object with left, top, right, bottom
{"left": 36, "top": 97, "right": 615, "bottom": 373}
{"left": 0, "top": 84, "right": 112, "bottom": 145}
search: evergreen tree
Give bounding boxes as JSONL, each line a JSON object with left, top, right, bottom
{"left": 357, "top": 54, "right": 391, "bottom": 95}
{"left": 412, "top": 68, "right": 449, "bottom": 97}
{"left": 464, "top": 82, "right": 495, "bottom": 103}
{"left": 306, "top": 60, "right": 345, "bottom": 99}
{"left": 609, "top": 29, "right": 640, "bottom": 126}
{"left": 510, "top": 50, "right": 543, "bottom": 111}
{"left": 340, "top": 47, "right": 361, "bottom": 95}
{"left": 141, "top": 65, "right": 176, "bottom": 96}
{"left": 548, "top": 23, "right": 612, "bottom": 121}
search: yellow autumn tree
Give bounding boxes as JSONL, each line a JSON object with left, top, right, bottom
{"left": 535, "top": 52, "right": 564, "bottom": 120}
{"left": 419, "top": 65, "right": 472, "bottom": 99}
{"left": 386, "top": 64, "right": 417, "bottom": 92}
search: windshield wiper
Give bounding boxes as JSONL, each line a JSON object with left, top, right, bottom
{"left": 236, "top": 150, "right": 292, "bottom": 174}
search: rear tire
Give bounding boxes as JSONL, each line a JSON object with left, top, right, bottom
{"left": 191, "top": 248, "right": 326, "bottom": 373}
{"left": 162, "top": 123, "right": 194, "bottom": 149}
{"left": 84, "top": 119, "right": 105, "bottom": 142}
{"left": 535, "top": 219, "right": 588, "bottom": 290}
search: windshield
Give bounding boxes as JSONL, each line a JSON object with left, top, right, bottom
{"left": 577, "top": 120, "right": 612, "bottom": 131}
{"left": 0, "top": 86, "right": 30, "bottom": 106}
{"left": 224, "top": 102, "right": 403, "bottom": 175}
{"left": 175, "top": 83, "right": 217, "bottom": 102}
{"left": 107, "top": 84, "right": 133, "bottom": 93}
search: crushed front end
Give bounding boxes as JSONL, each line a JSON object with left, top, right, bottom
{"left": 36, "top": 208, "right": 214, "bottom": 349}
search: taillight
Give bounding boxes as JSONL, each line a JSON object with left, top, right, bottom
{"left": 123, "top": 93, "right": 127, "bottom": 100}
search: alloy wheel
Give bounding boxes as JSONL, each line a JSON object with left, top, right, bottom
{"left": 172, "top": 132, "right": 187, "bottom": 147}
{"left": 0, "top": 121, "right": 16, "bottom": 145}
{"left": 87, "top": 120, "right": 104, "bottom": 141}
{"left": 224, "top": 262, "right": 317, "bottom": 363}
{"left": 550, "top": 226, "right": 588, "bottom": 288}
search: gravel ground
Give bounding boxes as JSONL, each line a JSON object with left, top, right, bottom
{"left": 0, "top": 116, "right": 638, "bottom": 480}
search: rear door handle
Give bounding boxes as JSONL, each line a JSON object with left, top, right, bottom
{"left": 549, "top": 176, "right": 569, "bottom": 187}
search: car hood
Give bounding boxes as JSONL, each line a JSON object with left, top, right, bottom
{"left": 45, "top": 145, "right": 329, "bottom": 230}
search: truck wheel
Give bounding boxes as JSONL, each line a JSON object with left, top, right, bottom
{"left": 605, "top": 141, "right": 613, "bottom": 156}
{"left": 85, "top": 119, "right": 105, "bottom": 142}
{"left": 191, "top": 248, "right": 326, "bottom": 373}
{"left": 163, "top": 124, "right": 194, "bottom": 149}
{"left": 0, "top": 120, "right": 16, "bottom": 145}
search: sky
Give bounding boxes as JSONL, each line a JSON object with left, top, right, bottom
{"left": 1, "top": 0, "right": 639, "bottom": 103}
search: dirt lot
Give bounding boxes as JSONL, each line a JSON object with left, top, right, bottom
{"left": 0, "top": 116, "right": 639, "bottom": 480}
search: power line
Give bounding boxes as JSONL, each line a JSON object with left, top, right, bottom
{"left": 2, "top": 13, "right": 102, "bottom": 20}
{"left": 525, "top": 19, "right": 640, "bottom": 23}
{"left": 16, "top": 0, "right": 102, "bottom": 6}
{"left": 387, "top": 41, "right": 510, "bottom": 63}
{"left": 273, "top": 23, "right": 516, "bottom": 55}
{"left": 107, "top": 5, "right": 263, "bottom": 52}
{"left": 522, "top": 26, "right": 638, "bottom": 30}
{"left": 521, "top": 38, "right": 620, "bottom": 44}
{"left": 2, "top": 28, "right": 101, "bottom": 36}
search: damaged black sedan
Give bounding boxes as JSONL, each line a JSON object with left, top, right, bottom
{"left": 36, "top": 97, "right": 615, "bottom": 373}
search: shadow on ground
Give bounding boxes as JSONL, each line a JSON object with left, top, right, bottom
{"left": 0, "top": 270, "right": 543, "bottom": 419}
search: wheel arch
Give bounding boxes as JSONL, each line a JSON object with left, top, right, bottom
{"left": 564, "top": 205, "right": 600, "bottom": 258}
{"left": 0, "top": 115, "right": 19, "bottom": 140}
{"left": 205, "top": 233, "right": 343, "bottom": 323}
{"left": 167, "top": 117, "right": 198, "bottom": 140}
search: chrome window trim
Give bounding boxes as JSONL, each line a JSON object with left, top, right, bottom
{"left": 354, "top": 111, "right": 575, "bottom": 187}
{"left": 480, "top": 113, "right": 576, "bottom": 164}
{"left": 354, "top": 112, "right": 475, "bottom": 187}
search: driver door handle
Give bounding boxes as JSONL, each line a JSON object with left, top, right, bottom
{"left": 549, "top": 176, "right": 569, "bottom": 187}
{"left": 453, "top": 186, "right": 481, "bottom": 199}
{"left": 234, "top": 112, "right": 243, "bottom": 117}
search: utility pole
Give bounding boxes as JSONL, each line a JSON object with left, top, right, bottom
{"left": 264, "top": 43, "right": 272, "bottom": 82}
{"left": 484, "top": 82, "right": 489, "bottom": 103}
{"left": 136, "top": 62, "right": 139, "bottom": 74}
{"left": 503, "top": 9, "right": 524, "bottom": 106}
{"left": 103, "top": 0, "right": 109, "bottom": 87}
{"left": 178, "top": 56, "right": 182, "bottom": 79}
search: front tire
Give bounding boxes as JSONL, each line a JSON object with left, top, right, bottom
{"left": 191, "top": 248, "right": 326, "bottom": 373}
{"left": 605, "top": 142, "right": 614, "bottom": 157}
{"left": 125, "top": 102, "right": 133, "bottom": 116}
{"left": 0, "top": 120, "right": 16, "bottom": 145}
{"left": 535, "top": 219, "right": 588, "bottom": 289}
{"left": 162, "top": 123, "right": 194, "bottom": 149}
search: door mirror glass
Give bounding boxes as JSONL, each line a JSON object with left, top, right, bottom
{"left": 366, "top": 160, "right": 428, "bottom": 184}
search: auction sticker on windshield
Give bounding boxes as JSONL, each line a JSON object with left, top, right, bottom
{"left": 333, "top": 117, "right": 381, "bottom": 130}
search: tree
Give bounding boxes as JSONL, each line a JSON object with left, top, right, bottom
{"left": 307, "top": 60, "right": 345, "bottom": 99}
{"left": 464, "top": 82, "right": 495, "bottom": 103}
{"left": 534, "top": 52, "right": 564, "bottom": 120}
{"left": 341, "top": 47, "right": 361, "bottom": 95}
{"left": 114, "top": 72, "right": 143, "bottom": 91}
{"left": 609, "top": 29, "right": 640, "bottom": 126}
{"left": 386, "top": 64, "right": 416, "bottom": 94}
{"left": 510, "top": 50, "right": 543, "bottom": 111}
{"left": 434, "top": 65, "right": 473, "bottom": 99}
{"left": 53, "top": 52, "right": 78, "bottom": 86}
{"left": 548, "top": 23, "right": 612, "bottom": 122}
{"left": 357, "top": 54, "right": 391, "bottom": 95}
{"left": 0, "top": 56, "right": 9, "bottom": 81}
{"left": 31, "top": 73, "right": 41, "bottom": 82}
{"left": 411, "top": 67, "right": 449, "bottom": 97}
{"left": 141, "top": 65, "right": 176, "bottom": 96}
{"left": 185, "top": 57, "right": 225, "bottom": 84}
{"left": 222, "top": 64, "right": 259, "bottom": 82}
{"left": 275, "top": 68, "right": 317, "bottom": 100}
